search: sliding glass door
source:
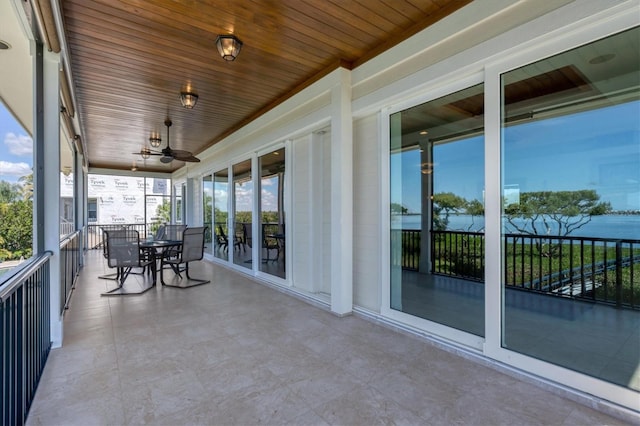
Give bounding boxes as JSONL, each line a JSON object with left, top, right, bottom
{"left": 500, "top": 27, "right": 640, "bottom": 391}
{"left": 233, "top": 159, "right": 253, "bottom": 269}
{"left": 213, "top": 169, "right": 229, "bottom": 261}
{"left": 259, "top": 148, "right": 286, "bottom": 279}
{"left": 390, "top": 83, "right": 485, "bottom": 337}
{"left": 202, "top": 174, "right": 213, "bottom": 255}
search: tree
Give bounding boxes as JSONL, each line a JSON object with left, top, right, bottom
{"left": 390, "top": 202, "right": 408, "bottom": 215}
{"left": 18, "top": 173, "right": 33, "bottom": 201}
{"left": 432, "top": 192, "right": 466, "bottom": 230}
{"left": 0, "top": 181, "right": 21, "bottom": 203}
{"left": 465, "top": 199, "right": 485, "bottom": 231}
{"left": 0, "top": 200, "right": 33, "bottom": 259}
{"left": 504, "top": 189, "right": 611, "bottom": 237}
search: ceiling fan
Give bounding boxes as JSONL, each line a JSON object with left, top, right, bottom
{"left": 134, "top": 118, "right": 200, "bottom": 163}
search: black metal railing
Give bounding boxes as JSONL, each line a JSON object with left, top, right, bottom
{"left": 432, "top": 230, "right": 484, "bottom": 281}
{"left": 504, "top": 233, "right": 639, "bottom": 310}
{"left": 86, "top": 223, "right": 156, "bottom": 249}
{"left": 60, "top": 231, "right": 81, "bottom": 314}
{"left": 0, "top": 252, "right": 52, "bottom": 426}
{"left": 395, "top": 229, "right": 639, "bottom": 309}
{"left": 391, "top": 229, "right": 421, "bottom": 271}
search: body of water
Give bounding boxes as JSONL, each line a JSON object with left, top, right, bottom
{"left": 393, "top": 214, "right": 640, "bottom": 240}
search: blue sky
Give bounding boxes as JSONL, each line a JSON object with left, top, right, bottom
{"left": 392, "top": 100, "right": 640, "bottom": 213}
{"left": 0, "top": 102, "right": 32, "bottom": 183}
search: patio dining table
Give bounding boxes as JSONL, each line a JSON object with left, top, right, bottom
{"left": 139, "top": 239, "right": 182, "bottom": 274}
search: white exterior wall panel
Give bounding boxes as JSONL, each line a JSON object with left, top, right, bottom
{"left": 353, "top": 115, "right": 382, "bottom": 312}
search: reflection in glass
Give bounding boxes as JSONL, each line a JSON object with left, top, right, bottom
{"left": 174, "top": 184, "right": 182, "bottom": 224}
{"left": 202, "top": 174, "right": 213, "bottom": 255}
{"left": 146, "top": 178, "right": 171, "bottom": 239}
{"left": 390, "top": 83, "right": 485, "bottom": 337}
{"left": 60, "top": 135, "right": 75, "bottom": 238}
{"left": 213, "top": 169, "right": 229, "bottom": 261}
{"left": 233, "top": 160, "right": 253, "bottom": 269}
{"left": 259, "top": 148, "right": 285, "bottom": 278}
{"left": 501, "top": 27, "right": 640, "bottom": 390}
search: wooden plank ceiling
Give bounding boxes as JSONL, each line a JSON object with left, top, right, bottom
{"left": 61, "top": 0, "right": 471, "bottom": 172}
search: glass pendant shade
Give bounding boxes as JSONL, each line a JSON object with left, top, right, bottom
{"left": 180, "top": 91, "right": 198, "bottom": 109}
{"left": 216, "top": 35, "right": 242, "bottom": 61}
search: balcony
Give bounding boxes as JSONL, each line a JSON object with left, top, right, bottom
{"left": 23, "top": 250, "right": 627, "bottom": 425}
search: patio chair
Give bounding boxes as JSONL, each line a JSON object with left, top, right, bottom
{"left": 102, "top": 229, "right": 155, "bottom": 296}
{"left": 163, "top": 224, "right": 187, "bottom": 241}
{"left": 153, "top": 224, "right": 166, "bottom": 240}
{"left": 160, "top": 226, "right": 210, "bottom": 288}
{"left": 216, "top": 225, "right": 229, "bottom": 251}
{"left": 263, "top": 234, "right": 281, "bottom": 262}
{"left": 98, "top": 227, "right": 127, "bottom": 280}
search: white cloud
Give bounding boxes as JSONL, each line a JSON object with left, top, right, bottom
{"left": 0, "top": 161, "right": 31, "bottom": 177}
{"left": 4, "top": 132, "right": 33, "bottom": 156}
{"left": 261, "top": 188, "right": 277, "bottom": 211}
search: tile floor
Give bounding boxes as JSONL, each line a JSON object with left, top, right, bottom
{"left": 26, "top": 251, "right": 634, "bottom": 425}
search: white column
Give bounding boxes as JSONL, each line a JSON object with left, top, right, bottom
{"left": 330, "top": 68, "right": 353, "bottom": 315}
{"left": 42, "top": 50, "right": 63, "bottom": 347}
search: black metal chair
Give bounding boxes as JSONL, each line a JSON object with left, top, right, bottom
{"left": 98, "top": 227, "right": 129, "bottom": 280}
{"left": 216, "top": 225, "right": 229, "bottom": 251}
{"left": 160, "top": 227, "right": 210, "bottom": 288}
{"left": 153, "top": 224, "right": 166, "bottom": 240}
{"left": 163, "top": 224, "right": 186, "bottom": 241}
{"left": 102, "top": 229, "right": 155, "bottom": 296}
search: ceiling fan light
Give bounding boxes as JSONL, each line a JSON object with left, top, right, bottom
{"left": 180, "top": 91, "right": 198, "bottom": 109}
{"left": 216, "top": 35, "right": 242, "bottom": 61}
{"left": 149, "top": 132, "right": 162, "bottom": 147}
{"left": 141, "top": 148, "right": 151, "bottom": 159}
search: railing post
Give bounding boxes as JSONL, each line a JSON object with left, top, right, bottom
{"left": 616, "top": 240, "right": 622, "bottom": 308}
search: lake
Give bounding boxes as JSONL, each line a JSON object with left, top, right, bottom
{"left": 392, "top": 214, "right": 640, "bottom": 240}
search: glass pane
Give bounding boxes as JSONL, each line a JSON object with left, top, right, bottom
{"left": 233, "top": 159, "right": 253, "bottom": 269}
{"left": 501, "top": 27, "right": 640, "bottom": 391}
{"left": 146, "top": 177, "right": 171, "bottom": 238}
{"left": 0, "top": 101, "right": 33, "bottom": 270}
{"left": 259, "top": 148, "right": 286, "bottom": 278}
{"left": 60, "top": 133, "right": 75, "bottom": 239}
{"left": 390, "top": 83, "right": 485, "bottom": 337}
{"left": 174, "top": 184, "right": 182, "bottom": 224}
{"left": 213, "top": 169, "right": 229, "bottom": 261}
{"left": 202, "top": 174, "right": 213, "bottom": 255}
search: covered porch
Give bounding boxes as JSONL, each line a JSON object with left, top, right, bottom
{"left": 26, "top": 250, "right": 623, "bottom": 425}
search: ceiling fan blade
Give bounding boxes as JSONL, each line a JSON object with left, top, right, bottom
{"left": 179, "top": 155, "right": 201, "bottom": 162}
{"left": 170, "top": 149, "right": 200, "bottom": 162}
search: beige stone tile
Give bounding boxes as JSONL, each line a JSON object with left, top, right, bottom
{"left": 284, "top": 364, "right": 364, "bottom": 409}
{"left": 121, "top": 369, "right": 208, "bottom": 424}
{"left": 368, "top": 367, "right": 464, "bottom": 420}
{"left": 26, "top": 392, "right": 125, "bottom": 426}
{"left": 28, "top": 365, "right": 121, "bottom": 415}
{"left": 312, "top": 384, "right": 427, "bottom": 425}
{"left": 195, "top": 354, "right": 282, "bottom": 397}
{"left": 43, "top": 343, "right": 118, "bottom": 380}
{"left": 206, "top": 382, "right": 312, "bottom": 425}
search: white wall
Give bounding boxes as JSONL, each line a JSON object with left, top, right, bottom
{"left": 352, "top": 114, "right": 382, "bottom": 312}
{"left": 291, "top": 134, "right": 312, "bottom": 291}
